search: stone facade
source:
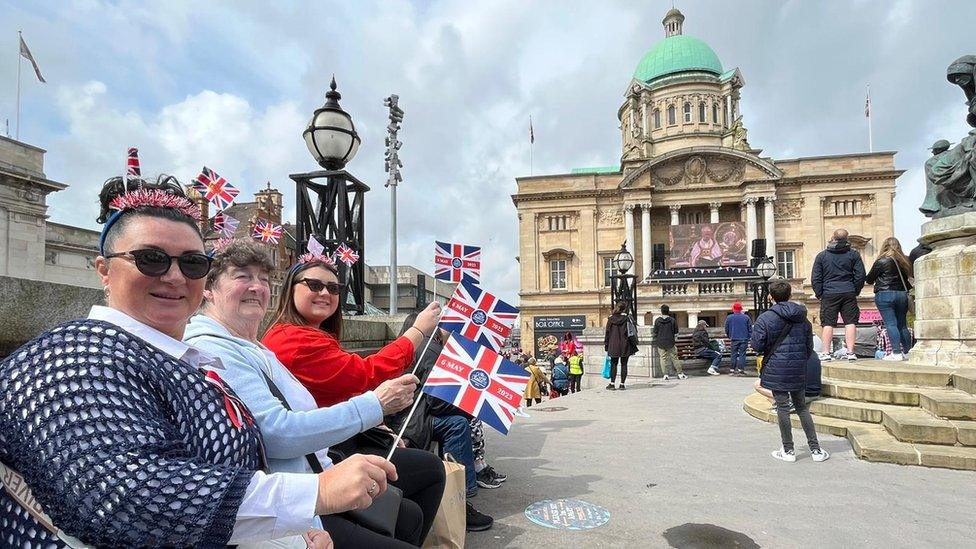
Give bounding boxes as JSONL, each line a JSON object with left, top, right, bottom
{"left": 512, "top": 10, "right": 903, "bottom": 357}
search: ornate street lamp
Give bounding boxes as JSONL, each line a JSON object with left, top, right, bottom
{"left": 610, "top": 243, "right": 638, "bottom": 323}
{"left": 753, "top": 257, "right": 777, "bottom": 314}
{"left": 303, "top": 76, "right": 361, "bottom": 170}
{"left": 292, "top": 76, "right": 369, "bottom": 314}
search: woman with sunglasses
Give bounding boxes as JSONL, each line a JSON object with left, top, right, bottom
{"left": 185, "top": 241, "right": 440, "bottom": 547}
{"left": 263, "top": 257, "right": 446, "bottom": 545}
{"left": 0, "top": 176, "right": 392, "bottom": 548}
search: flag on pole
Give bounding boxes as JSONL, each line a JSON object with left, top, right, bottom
{"left": 126, "top": 147, "right": 141, "bottom": 177}
{"left": 192, "top": 167, "right": 239, "bottom": 211}
{"left": 253, "top": 219, "right": 283, "bottom": 244}
{"left": 440, "top": 279, "right": 518, "bottom": 352}
{"left": 19, "top": 34, "right": 45, "bottom": 83}
{"left": 434, "top": 241, "right": 481, "bottom": 283}
{"left": 307, "top": 234, "right": 325, "bottom": 256}
{"left": 529, "top": 116, "right": 534, "bottom": 144}
{"left": 864, "top": 87, "right": 871, "bottom": 118}
{"left": 423, "top": 332, "right": 530, "bottom": 435}
{"left": 334, "top": 243, "right": 360, "bottom": 267}
{"left": 213, "top": 212, "right": 239, "bottom": 237}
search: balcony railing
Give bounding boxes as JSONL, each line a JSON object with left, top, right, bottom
{"left": 698, "top": 282, "right": 735, "bottom": 295}
{"left": 662, "top": 284, "right": 689, "bottom": 296}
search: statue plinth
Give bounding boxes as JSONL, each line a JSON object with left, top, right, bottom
{"left": 910, "top": 211, "right": 976, "bottom": 368}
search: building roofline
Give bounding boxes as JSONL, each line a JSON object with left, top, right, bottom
{"left": 0, "top": 135, "right": 46, "bottom": 153}
{"left": 774, "top": 150, "right": 899, "bottom": 163}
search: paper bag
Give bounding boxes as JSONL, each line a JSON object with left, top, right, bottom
{"left": 423, "top": 454, "right": 466, "bottom": 549}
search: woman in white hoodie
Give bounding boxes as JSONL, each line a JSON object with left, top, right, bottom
{"left": 184, "top": 240, "right": 444, "bottom": 548}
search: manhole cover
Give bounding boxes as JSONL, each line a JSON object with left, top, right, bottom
{"left": 524, "top": 498, "right": 610, "bottom": 530}
{"left": 533, "top": 406, "right": 568, "bottom": 412}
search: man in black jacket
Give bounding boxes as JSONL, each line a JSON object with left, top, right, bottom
{"left": 811, "top": 229, "right": 865, "bottom": 361}
{"left": 652, "top": 304, "right": 685, "bottom": 380}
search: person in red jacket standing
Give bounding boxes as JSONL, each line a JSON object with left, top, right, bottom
{"left": 263, "top": 256, "right": 441, "bottom": 408}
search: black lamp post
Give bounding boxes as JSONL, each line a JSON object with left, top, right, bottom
{"left": 610, "top": 243, "right": 638, "bottom": 323}
{"left": 292, "top": 76, "right": 369, "bottom": 314}
{"left": 753, "top": 257, "right": 777, "bottom": 315}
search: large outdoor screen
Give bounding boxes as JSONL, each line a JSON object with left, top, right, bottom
{"left": 667, "top": 222, "right": 749, "bottom": 269}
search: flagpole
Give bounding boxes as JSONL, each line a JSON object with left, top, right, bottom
{"left": 16, "top": 30, "right": 22, "bottom": 140}
{"left": 867, "top": 84, "right": 873, "bottom": 153}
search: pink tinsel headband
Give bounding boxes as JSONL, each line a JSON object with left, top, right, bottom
{"left": 109, "top": 189, "right": 202, "bottom": 221}
{"left": 290, "top": 252, "right": 336, "bottom": 274}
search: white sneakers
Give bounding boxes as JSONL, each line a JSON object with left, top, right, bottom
{"left": 771, "top": 448, "right": 796, "bottom": 462}
{"left": 772, "top": 447, "right": 831, "bottom": 462}
{"left": 817, "top": 352, "right": 833, "bottom": 362}
{"left": 707, "top": 368, "right": 720, "bottom": 376}
{"left": 845, "top": 353, "right": 857, "bottom": 362}
{"left": 678, "top": 373, "right": 688, "bottom": 380}
{"left": 663, "top": 375, "right": 670, "bottom": 381}
{"left": 663, "top": 373, "right": 689, "bottom": 381}
{"left": 812, "top": 449, "right": 831, "bottom": 462}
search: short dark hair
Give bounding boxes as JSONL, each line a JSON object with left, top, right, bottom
{"left": 768, "top": 280, "right": 793, "bottom": 302}
{"left": 98, "top": 174, "right": 202, "bottom": 255}
{"left": 205, "top": 239, "right": 276, "bottom": 290}
{"left": 270, "top": 259, "right": 343, "bottom": 338}
{"left": 613, "top": 301, "right": 628, "bottom": 315}
{"left": 661, "top": 304, "right": 670, "bottom": 315}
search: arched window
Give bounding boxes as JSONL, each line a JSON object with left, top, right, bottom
{"left": 683, "top": 103, "right": 692, "bottom": 123}
{"left": 653, "top": 108, "right": 661, "bottom": 129}
{"left": 699, "top": 102, "right": 706, "bottom": 123}
{"left": 667, "top": 105, "right": 676, "bottom": 125}
{"left": 712, "top": 103, "right": 719, "bottom": 124}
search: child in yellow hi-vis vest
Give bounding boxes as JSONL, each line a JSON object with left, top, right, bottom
{"left": 567, "top": 352, "right": 584, "bottom": 393}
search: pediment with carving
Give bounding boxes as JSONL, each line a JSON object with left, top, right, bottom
{"left": 619, "top": 147, "right": 782, "bottom": 191}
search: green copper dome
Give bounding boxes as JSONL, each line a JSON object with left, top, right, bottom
{"left": 633, "top": 35, "right": 722, "bottom": 84}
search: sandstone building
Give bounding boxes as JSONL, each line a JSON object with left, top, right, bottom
{"left": 513, "top": 9, "right": 903, "bottom": 357}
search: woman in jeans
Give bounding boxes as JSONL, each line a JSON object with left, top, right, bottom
{"left": 865, "top": 237, "right": 913, "bottom": 361}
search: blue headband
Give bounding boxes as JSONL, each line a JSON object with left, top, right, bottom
{"left": 98, "top": 210, "right": 125, "bottom": 256}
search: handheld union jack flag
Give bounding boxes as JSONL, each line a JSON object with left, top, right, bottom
{"left": 434, "top": 240, "right": 481, "bottom": 283}
{"left": 439, "top": 279, "right": 518, "bottom": 352}
{"left": 334, "top": 243, "right": 360, "bottom": 267}
{"left": 126, "top": 147, "right": 141, "bottom": 177}
{"left": 213, "top": 212, "right": 240, "bottom": 237}
{"left": 423, "top": 332, "right": 530, "bottom": 435}
{"left": 253, "top": 219, "right": 283, "bottom": 244}
{"left": 192, "top": 167, "right": 239, "bottom": 211}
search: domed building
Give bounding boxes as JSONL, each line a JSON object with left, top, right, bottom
{"left": 513, "top": 9, "right": 903, "bottom": 361}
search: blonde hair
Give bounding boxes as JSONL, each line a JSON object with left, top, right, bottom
{"left": 879, "top": 237, "right": 912, "bottom": 279}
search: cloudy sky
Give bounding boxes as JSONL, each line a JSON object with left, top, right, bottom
{"left": 2, "top": 0, "right": 974, "bottom": 303}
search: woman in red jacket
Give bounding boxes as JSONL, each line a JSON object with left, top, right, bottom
{"left": 264, "top": 256, "right": 441, "bottom": 408}
{"left": 263, "top": 255, "right": 446, "bottom": 546}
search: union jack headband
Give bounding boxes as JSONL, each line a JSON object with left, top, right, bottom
{"left": 98, "top": 189, "right": 203, "bottom": 255}
{"left": 289, "top": 252, "right": 337, "bottom": 274}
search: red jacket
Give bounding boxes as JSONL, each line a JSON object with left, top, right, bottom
{"left": 262, "top": 323, "right": 415, "bottom": 408}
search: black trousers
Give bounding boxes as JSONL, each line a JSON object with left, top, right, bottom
{"left": 526, "top": 397, "right": 542, "bottom": 407}
{"left": 569, "top": 374, "right": 582, "bottom": 393}
{"left": 324, "top": 447, "right": 445, "bottom": 546}
{"left": 609, "top": 356, "right": 629, "bottom": 384}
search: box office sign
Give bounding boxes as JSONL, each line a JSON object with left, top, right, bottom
{"left": 533, "top": 315, "right": 586, "bottom": 359}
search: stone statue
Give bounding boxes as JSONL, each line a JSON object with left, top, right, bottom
{"left": 922, "top": 55, "right": 976, "bottom": 218}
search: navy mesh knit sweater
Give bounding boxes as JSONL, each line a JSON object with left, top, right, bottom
{"left": 0, "top": 319, "right": 264, "bottom": 547}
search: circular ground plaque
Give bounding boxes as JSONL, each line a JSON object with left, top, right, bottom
{"left": 524, "top": 498, "right": 610, "bottom": 530}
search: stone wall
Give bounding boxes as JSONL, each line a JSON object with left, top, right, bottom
{"left": 0, "top": 275, "right": 104, "bottom": 357}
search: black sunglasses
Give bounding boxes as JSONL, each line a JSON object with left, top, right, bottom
{"left": 105, "top": 249, "right": 213, "bottom": 280}
{"left": 296, "top": 277, "right": 343, "bottom": 295}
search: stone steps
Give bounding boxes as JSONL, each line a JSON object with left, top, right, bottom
{"left": 821, "top": 361, "right": 953, "bottom": 387}
{"left": 743, "top": 393, "right": 976, "bottom": 470}
{"left": 807, "top": 397, "right": 976, "bottom": 447}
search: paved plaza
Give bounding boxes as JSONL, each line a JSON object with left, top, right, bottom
{"left": 467, "top": 375, "right": 973, "bottom": 548}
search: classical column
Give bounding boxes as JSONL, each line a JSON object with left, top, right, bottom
{"left": 669, "top": 204, "right": 681, "bottom": 226}
{"left": 764, "top": 196, "right": 777, "bottom": 266}
{"left": 709, "top": 201, "right": 721, "bottom": 224}
{"left": 743, "top": 197, "right": 757, "bottom": 253}
{"left": 640, "top": 204, "right": 652, "bottom": 279}
{"left": 687, "top": 310, "right": 699, "bottom": 328}
{"left": 624, "top": 204, "right": 636, "bottom": 275}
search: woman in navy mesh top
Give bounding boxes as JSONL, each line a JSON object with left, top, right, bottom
{"left": 0, "top": 175, "right": 395, "bottom": 548}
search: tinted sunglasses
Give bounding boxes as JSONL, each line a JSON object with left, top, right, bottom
{"left": 105, "top": 249, "right": 213, "bottom": 280}
{"left": 296, "top": 277, "right": 343, "bottom": 295}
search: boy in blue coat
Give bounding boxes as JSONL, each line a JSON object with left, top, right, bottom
{"left": 752, "top": 280, "right": 830, "bottom": 463}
